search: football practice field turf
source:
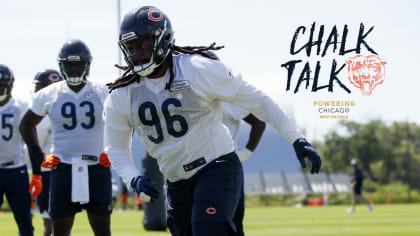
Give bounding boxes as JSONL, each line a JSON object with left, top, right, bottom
{"left": 1, "top": 204, "right": 419, "bottom": 235}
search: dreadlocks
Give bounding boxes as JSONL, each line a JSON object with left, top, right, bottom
{"left": 172, "top": 42, "right": 223, "bottom": 60}
{"left": 106, "top": 64, "right": 140, "bottom": 92}
{"left": 106, "top": 43, "right": 224, "bottom": 93}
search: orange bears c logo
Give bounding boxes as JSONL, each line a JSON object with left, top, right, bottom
{"left": 148, "top": 10, "right": 163, "bottom": 22}
{"left": 346, "top": 55, "right": 386, "bottom": 96}
{"left": 48, "top": 73, "right": 60, "bottom": 82}
{"left": 206, "top": 207, "right": 216, "bottom": 215}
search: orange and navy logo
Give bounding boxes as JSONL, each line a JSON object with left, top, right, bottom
{"left": 48, "top": 73, "right": 60, "bottom": 82}
{"left": 148, "top": 10, "right": 163, "bottom": 21}
{"left": 206, "top": 207, "right": 216, "bottom": 215}
{"left": 346, "top": 55, "right": 386, "bottom": 96}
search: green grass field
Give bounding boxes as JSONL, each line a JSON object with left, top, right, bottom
{"left": 1, "top": 204, "right": 419, "bottom": 236}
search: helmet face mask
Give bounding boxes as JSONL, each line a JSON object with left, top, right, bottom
{"left": 57, "top": 39, "right": 92, "bottom": 86}
{"left": 60, "top": 60, "right": 89, "bottom": 85}
{"left": 0, "top": 87, "right": 8, "bottom": 102}
{"left": 119, "top": 6, "right": 174, "bottom": 77}
{"left": 120, "top": 35, "right": 156, "bottom": 76}
{"left": 120, "top": 35, "right": 154, "bottom": 60}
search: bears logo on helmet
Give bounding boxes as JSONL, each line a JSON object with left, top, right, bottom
{"left": 34, "top": 69, "right": 63, "bottom": 86}
{"left": 148, "top": 10, "right": 163, "bottom": 21}
{"left": 49, "top": 73, "right": 61, "bottom": 82}
{"left": 33, "top": 69, "right": 64, "bottom": 92}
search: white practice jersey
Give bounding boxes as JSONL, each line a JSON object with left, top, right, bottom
{"left": 37, "top": 116, "right": 52, "bottom": 153}
{"left": 0, "top": 97, "right": 28, "bottom": 168}
{"left": 222, "top": 102, "right": 249, "bottom": 148}
{"left": 31, "top": 81, "right": 108, "bottom": 164}
{"left": 37, "top": 116, "right": 53, "bottom": 172}
{"left": 104, "top": 54, "right": 304, "bottom": 184}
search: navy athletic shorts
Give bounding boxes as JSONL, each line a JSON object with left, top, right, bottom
{"left": 49, "top": 163, "right": 112, "bottom": 218}
{"left": 232, "top": 174, "right": 245, "bottom": 236}
{"left": 166, "top": 152, "right": 243, "bottom": 236}
{"left": 0, "top": 165, "right": 33, "bottom": 236}
{"left": 37, "top": 171, "right": 51, "bottom": 218}
{"left": 353, "top": 187, "right": 362, "bottom": 195}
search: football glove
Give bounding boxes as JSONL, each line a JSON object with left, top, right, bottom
{"left": 237, "top": 148, "right": 252, "bottom": 163}
{"left": 130, "top": 175, "right": 159, "bottom": 202}
{"left": 99, "top": 153, "right": 111, "bottom": 167}
{"left": 41, "top": 154, "right": 60, "bottom": 170}
{"left": 293, "top": 138, "right": 322, "bottom": 174}
{"left": 29, "top": 174, "right": 42, "bottom": 198}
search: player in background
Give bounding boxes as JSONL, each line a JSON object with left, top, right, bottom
{"left": 119, "top": 176, "right": 129, "bottom": 211}
{"left": 223, "top": 102, "right": 266, "bottom": 236}
{"left": 141, "top": 152, "right": 166, "bottom": 230}
{"left": 111, "top": 178, "right": 119, "bottom": 206}
{"left": 32, "top": 69, "right": 63, "bottom": 236}
{"left": 104, "top": 6, "right": 321, "bottom": 236}
{"left": 347, "top": 159, "right": 374, "bottom": 213}
{"left": 19, "top": 39, "right": 112, "bottom": 236}
{"left": 0, "top": 64, "right": 33, "bottom": 236}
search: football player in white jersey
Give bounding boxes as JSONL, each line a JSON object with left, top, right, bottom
{"left": 32, "top": 69, "right": 63, "bottom": 236}
{"left": 19, "top": 40, "right": 112, "bottom": 236}
{"left": 104, "top": 6, "right": 321, "bottom": 236}
{"left": 223, "top": 102, "right": 266, "bottom": 236}
{"left": 0, "top": 64, "right": 34, "bottom": 236}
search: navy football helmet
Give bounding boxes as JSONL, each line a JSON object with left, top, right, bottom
{"left": 33, "top": 69, "right": 63, "bottom": 92}
{"left": 119, "top": 6, "right": 174, "bottom": 76}
{"left": 0, "top": 64, "right": 15, "bottom": 102}
{"left": 57, "top": 39, "right": 92, "bottom": 86}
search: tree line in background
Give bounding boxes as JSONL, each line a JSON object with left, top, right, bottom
{"left": 315, "top": 120, "right": 420, "bottom": 191}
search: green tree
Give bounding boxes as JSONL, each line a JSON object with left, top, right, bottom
{"left": 318, "top": 120, "right": 420, "bottom": 190}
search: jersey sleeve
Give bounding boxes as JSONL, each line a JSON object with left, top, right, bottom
{"left": 189, "top": 56, "right": 304, "bottom": 143}
{"left": 31, "top": 87, "right": 52, "bottom": 116}
{"left": 103, "top": 89, "right": 140, "bottom": 187}
{"left": 232, "top": 82, "right": 304, "bottom": 143}
{"left": 37, "top": 117, "right": 51, "bottom": 152}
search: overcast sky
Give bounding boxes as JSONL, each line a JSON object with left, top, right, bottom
{"left": 1, "top": 0, "right": 419, "bottom": 141}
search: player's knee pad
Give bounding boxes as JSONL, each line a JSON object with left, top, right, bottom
{"left": 192, "top": 221, "right": 236, "bottom": 236}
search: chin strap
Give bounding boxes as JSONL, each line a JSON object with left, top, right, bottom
{"left": 66, "top": 77, "right": 86, "bottom": 86}
{"left": 0, "top": 94, "right": 8, "bottom": 102}
{"left": 0, "top": 87, "right": 10, "bottom": 102}
{"left": 134, "top": 63, "right": 157, "bottom": 77}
